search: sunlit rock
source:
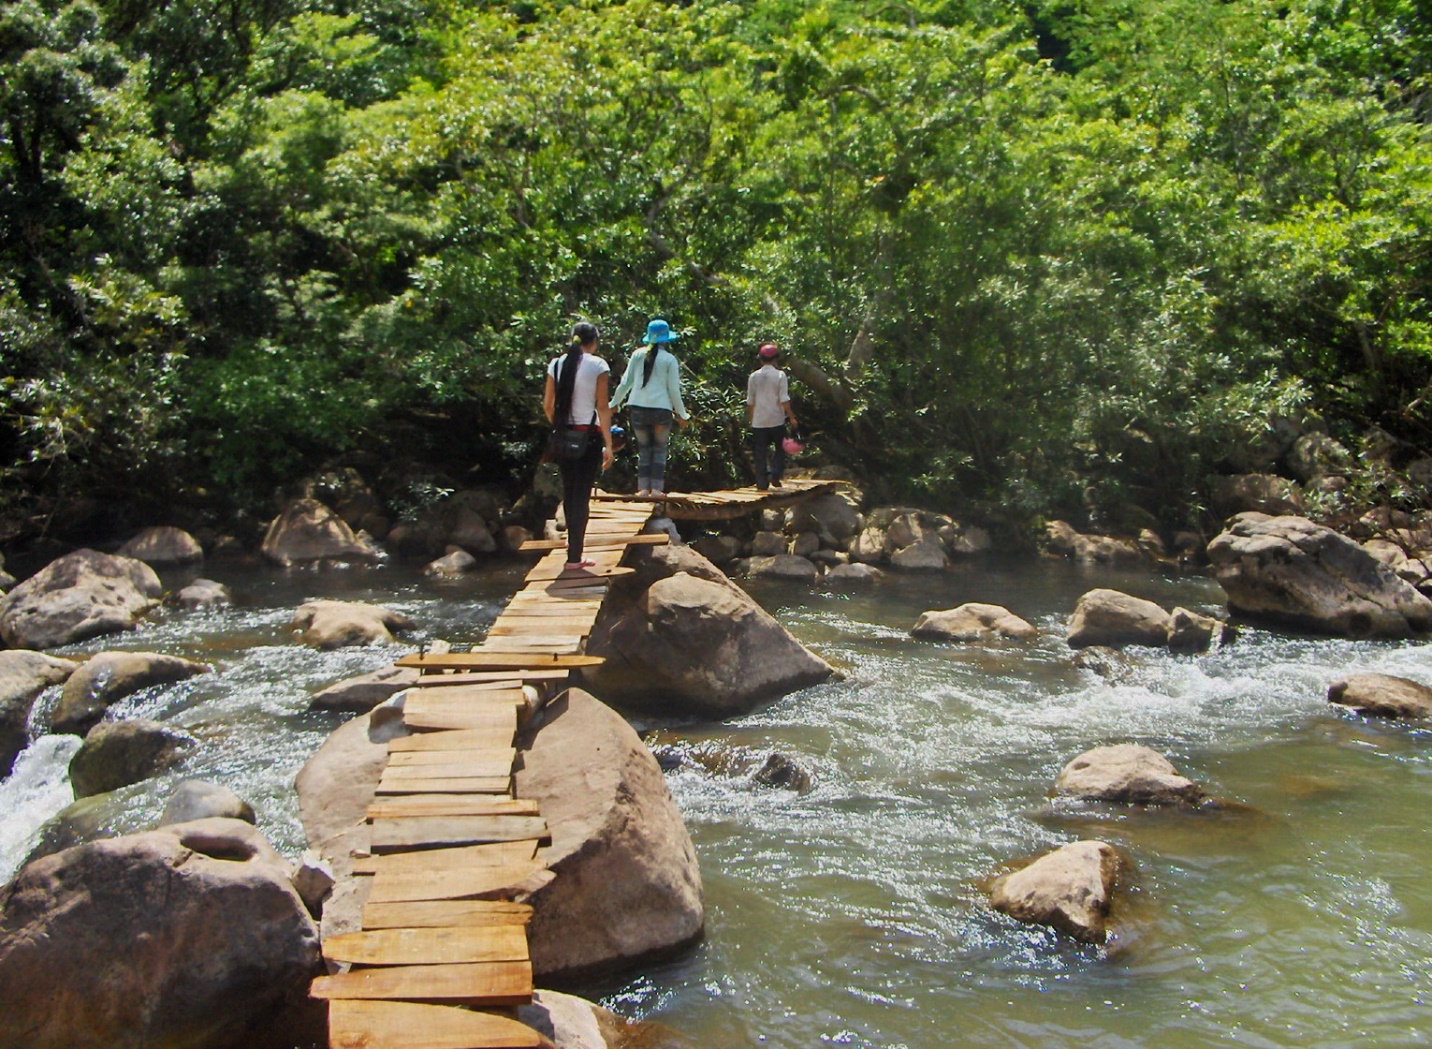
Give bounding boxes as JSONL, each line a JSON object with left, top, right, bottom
{"left": 0, "top": 652, "right": 78, "bottom": 776}
{"left": 1208, "top": 513, "right": 1432, "bottom": 638}
{"left": 989, "top": 840, "right": 1129, "bottom": 944}
{"left": 52, "top": 651, "right": 211, "bottom": 737}
{"left": 261, "top": 498, "right": 380, "bottom": 566}
{"left": 168, "top": 579, "right": 233, "bottom": 610}
{"left": 117, "top": 526, "right": 204, "bottom": 565}
{"left": 0, "top": 549, "right": 161, "bottom": 650}
{"left": 159, "top": 779, "right": 255, "bottom": 826}
{"left": 1054, "top": 744, "right": 1205, "bottom": 806}
{"left": 912, "top": 603, "right": 1036, "bottom": 642}
{"left": 1328, "top": 672, "right": 1432, "bottom": 719}
{"left": 1066, "top": 589, "right": 1172, "bottom": 649}
{"left": 0, "top": 819, "right": 323, "bottom": 1049}
{"left": 290, "top": 598, "right": 413, "bottom": 649}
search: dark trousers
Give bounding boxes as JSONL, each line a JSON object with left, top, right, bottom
{"left": 751, "top": 425, "right": 786, "bottom": 489}
{"left": 559, "top": 439, "right": 603, "bottom": 562}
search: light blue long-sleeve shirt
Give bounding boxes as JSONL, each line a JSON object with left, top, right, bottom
{"left": 609, "top": 347, "right": 689, "bottom": 420}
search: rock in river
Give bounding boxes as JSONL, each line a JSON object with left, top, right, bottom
{"left": 1066, "top": 589, "right": 1173, "bottom": 649}
{"left": 68, "top": 719, "right": 197, "bottom": 798}
{"left": 1207, "top": 513, "right": 1432, "bottom": 638}
{"left": 291, "top": 598, "right": 414, "bottom": 649}
{"left": 51, "top": 651, "right": 211, "bottom": 737}
{"left": 0, "top": 549, "right": 161, "bottom": 650}
{"left": 583, "top": 544, "right": 834, "bottom": 719}
{"left": 1054, "top": 744, "right": 1205, "bottom": 806}
{"left": 296, "top": 689, "right": 704, "bottom": 982}
{"left": 1327, "top": 672, "right": 1432, "bottom": 719}
{"left": 117, "top": 525, "right": 204, "bottom": 565}
{"left": 912, "top": 603, "right": 1037, "bottom": 642}
{"left": 989, "top": 840, "right": 1129, "bottom": 944}
{"left": 0, "top": 651, "right": 78, "bottom": 777}
{"left": 261, "top": 497, "right": 381, "bottom": 566}
{"left": 0, "top": 818, "right": 323, "bottom": 1049}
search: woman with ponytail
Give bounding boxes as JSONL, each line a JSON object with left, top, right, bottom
{"left": 543, "top": 321, "right": 612, "bottom": 570}
{"left": 609, "top": 318, "right": 690, "bottom": 497}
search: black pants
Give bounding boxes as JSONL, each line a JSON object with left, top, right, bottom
{"left": 751, "top": 425, "right": 786, "bottom": 489}
{"left": 559, "top": 438, "right": 603, "bottom": 563}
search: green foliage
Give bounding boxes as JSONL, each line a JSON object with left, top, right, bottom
{"left": 3, "top": 0, "right": 1432, "bottom": 535}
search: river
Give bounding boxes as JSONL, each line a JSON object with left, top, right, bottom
{"left": 1, "top": 554, "right": 1429, "bottom": 1048}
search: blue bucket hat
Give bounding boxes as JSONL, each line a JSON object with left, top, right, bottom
{"left": 645, "top": 319, "right": 678, "bottom": 344}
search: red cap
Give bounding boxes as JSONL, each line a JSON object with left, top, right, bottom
{"left": 758, "top": 343, "right": 779, "bottom": 359}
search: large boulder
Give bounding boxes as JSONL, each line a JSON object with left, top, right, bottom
{"left": 911, "top": 603, "right": 1037, "bottom": 642}
{"left": 117, "top": 526, "right": 204, "bottom": 565}
{"left": 0, "top": 651, "right": 78, "bottom": 776}
{"left": 889, "top": 536, "right": 949, "bottom": 571}
{"left": 788, "top": 491, "right": 861, "bottom": 546}
{"left": 988, "top": 840, "right": 1128, "bottom": 944}
{"left": 68, "top": 719, "right": 196, "bottom": 798}
{"left": 295, "top": 690, "right": 705, "bottom": 982}
{"left": 1207, "top": 513, "right": 1432, "bottom": 638}
{"left": 0, "top": 819, "right": 324, "bottom": 1049}
{"left": 515, "top": 689, "right": 704, "bottom": 982}
{"left": 260, "top": 498, "right": 381, "bottom": 566}
{"left": 1066, "top": 589, "right": 1173, "bottom": 649}
{"left": 583, "top": 544, "right": 834, "bottom": 719}
{"left": 290, "top": 599, "right": 414, "bottom": 649}
{"left": 1327, "top": 673, "right": 1432, "bottom": 718}
{"left": 1054, "top": 744, "right": 1205, "bottom": 805}
{"left": 0, "top": 549, "right": 161, "bottom": 650}
{"left": 52, "top": 651, "right": 211, "bottom": 737}
{"left": 1166, "top": 607, "right": 1230, "bottom": 654}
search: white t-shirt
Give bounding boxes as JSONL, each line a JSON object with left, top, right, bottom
{"left": 549, "top": 352, "right": 610, "bottom": 425}
{"left": 746, "top": 364, "right": 790, "bottom": 428}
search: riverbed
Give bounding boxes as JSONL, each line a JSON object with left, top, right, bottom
{"left": 2, "top": 554, "right": 1429, "bottom": 1048}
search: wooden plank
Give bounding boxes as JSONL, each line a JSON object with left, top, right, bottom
{"left": 362, "top": 899, "right": 532, "bottom": 930}
{"left": 404, "top": 711, "right": 524, "bottom": 733}
{"left": 404, "top": 694, "right": 526, "bottom": 719}
{"left": 366, "top": 798, "right": 538, "bottom": 821}
{"left": 387, "top": 748, "right": 516, "bottom": 768}
{"left": 484, "top": 612, "right": 589, "bottom": 629}
{"left": 323, "top": 924, "right": 530, "bottom": 966}
{"left": 369, "top": 815, "right": 549, "bottom": 852}
{"left": 480, "top": 636, "right": 583, "bottom": 654}
{"left": 312, "top": 960, "right": 534, "bottom": 1007}
{"left": 365, "top": 861, "right": 549, "bottom": 904}
{"left": 388, "top": 728, "right": 517, "bottom": 753}
{"left": 526, "top": 581, "right": 610, "bottom": 596}
{"left": 396, "top": 653, "right": 603, "bottom": 670}
{"left": 352, "top": 840, "right": 539, "bottom": 873}
{"left": 410, "top": 670, "right": 568, "bottom": 688}
{"left": 375, "top": 776, "right": 511, "bottom": 796}
{"left": 518, "top": 533, "right": 666, "bottom": 551}
{"left": 503, "top": 598, "right": 602, "bottom": 612}
{"left": 380, "top": 761, "right": 516, "bottom": 781}
{"left": 327, "top": 1000, "right": 544, "bottom": 1049}
{"left": 406, "top": 685, "right": 526, "bottom": 704}
{"left": 523, "top": 563, "right": 634, "bottom": 582}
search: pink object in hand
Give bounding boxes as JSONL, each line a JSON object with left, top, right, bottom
{"left": 782, "top": 437, "right": 804, "bottom": 455}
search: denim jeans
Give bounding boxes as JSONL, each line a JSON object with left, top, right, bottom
{"left": 751, "top": 425, "right": 786, "bottom": 489}
{"left": 629, "top": 406, "right": 674, "bottom": 491}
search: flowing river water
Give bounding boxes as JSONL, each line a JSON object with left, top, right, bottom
{"left": 1, "top": 554, "right": 1429, "bottom": 1048}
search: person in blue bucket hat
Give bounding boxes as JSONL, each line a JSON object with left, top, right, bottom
{"left": 610, "top": 318, "right": 690, "bottom": 498}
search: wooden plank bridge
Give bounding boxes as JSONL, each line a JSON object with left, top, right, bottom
{"left": 309, "top": 479, "right": 842, "bottom": 1048}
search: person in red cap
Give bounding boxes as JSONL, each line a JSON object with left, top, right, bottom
{"left": 746, "top": 342, "right": 798, "bottom": 490}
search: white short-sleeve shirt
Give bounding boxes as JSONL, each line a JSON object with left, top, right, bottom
{"left": 746, "top": 365, "right": 790, "bottom": 428}
{"left": 549, "top": 352, "right": 610, "bottom": 425}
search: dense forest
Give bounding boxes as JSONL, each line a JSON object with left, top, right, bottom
{"left": 2, "top": 0, "right": 1430, "bottom": 542}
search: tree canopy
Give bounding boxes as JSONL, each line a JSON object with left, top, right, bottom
{"left": 3, "top": 0, "right": 1430, "bottom": 537}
